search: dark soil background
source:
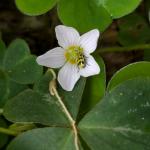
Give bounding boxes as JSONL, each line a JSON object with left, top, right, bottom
{"left": 0, "top": 0, "right": 146, "bottom": 80}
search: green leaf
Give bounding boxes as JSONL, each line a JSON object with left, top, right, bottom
{"left": 0, "top": 79, "right": 28, "bottom": 108}
{"left": 7, "top": 128, "right": 76, "bottom": 150}
{"left": 15, "top": 0, "right": 57, "bottom": 16}
{"left": 34, "top": 70, "right": 53, "bottom": 94}
{"left": 0, "top": 72, "right": 27, "bottom": 107}
{"left": 79, "top": 77, "right": 150, "bottom": 150}
{"left": 3, "top": 39, "right": 43, "bottom": 84}
{"left": 107, "top": 61, "right": 150, "bottom": 91}
{"left": 101, "top": 0, "right": 142, "bottom": 18}
{"left": 57, "top": 0, "right": 112, "bottom": 32}
{"left": 0, "top": 39, "right": 6, "bottom": 68}
{"left": 3, "top": 39, "right": 30, "bottom": 70}
{"left": 58, "top": 0, "right": 141, "bottom": 32}
{"left": 4, "top": 89, "right": 69, "bottom": 126}
{"left": 79, "top": 56, "right": 106, "bottom": 117}
{"left": 34, "top": 70, "right": 86, "bottom": 120}
{"left": 7, "top": 80, "right": 28, "bottom": 99}
{"left": 0, "top": 39, "right": 28, "bottom": 105}
{"left": 0, "top": 117, "right": 8, "bottom": 149}
{"left": 0, "top": 70, "right": 8, "bottom": 107}
{"left": 8, "top": 56, "right": 43, "bottom": 84}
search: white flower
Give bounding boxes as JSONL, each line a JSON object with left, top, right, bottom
{"left": 36, "top": 25, "right": 100, "bottom": 91}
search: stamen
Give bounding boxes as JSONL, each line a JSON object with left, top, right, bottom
{"left": 65, "top": 46, "right": 85, "bottom": 67}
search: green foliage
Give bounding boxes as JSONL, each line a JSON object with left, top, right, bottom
{"left": 4, "top": 89, "right": 69, "bottom": 126}
{"left": 102, "top": 0, "right": 142, "bottom": 18}
{"left": 107, "top": 62, "right": 150, "bottom": 91}
{"left": 7, "top": 128, "right": 79, "bottom": 150}
{"left": 0, "top": 39, "right": 150, "bottom": 150}
{"left": 58, "top": 0, "right": 141, "bottom": 32}
{"left": 57, "top": 0, "right": 112, "bottom": 32}
{"left": 15, "top": 0, "right": 57, "bottom": 16}
{"left": 3, "top": 39, "right": 30, "bottom": 70}
{"left": 34, "top": 71, "right": 53, "bottom": 94}
{"left": 79, "top": 77, "right": 150, "bottom": 150}
{"left": 1, "top": 38, "right": 150, "bottom": 149}
{"left": 0, "top": 1, "right": 150, "bottom": 147}
{"left": 0, "top": 39, "right": 43, "bottom": 107}
{"left": 0, "top": 37, "right": 149, "bottom": 149}
{"left": 3, "top": 70, "right": 150, "bottom": 150}
{"left": 34, "top": 70, "right": 86, "bottom": 120}
{"left": 7, "top": 80, "right": 27, "bottom": 99}
{"left": 4, "top": 75, "right": 86, "bottom": 125}
{"left": 3, "top": 39, "right": 43, "bottom": 84}
{"left": 14, "top": 0, "right": 142, "bottom": 32}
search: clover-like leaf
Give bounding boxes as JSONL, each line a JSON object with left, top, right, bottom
{"left": 4, "top": 70, "right": 86, "bottom": 149}
{"left": 7, "top": 80, "right": 28, "bottom": 99}
{"left": 0, "top": 71, "right": 28, "bottom": 107}
{"left": 4, "top": 89, "right": 69, "bottom": 126}
{"left": 15, "top": 0, "right": 57, "bottom": 16}
{"left": 58, "top": 0, "right": 141, "bottom": 32}
{"left": 7, "top": 128, "right": 78, "bottom": 150}
{"left": 8, "top": 56, "right": 43, "bottom": 84}
{"left": 107, "top": 61, "right": 150, "bottom": 91}
{"left": 3, "top": 39, "right": 43, "bottom": 84}
{"left": 3, "top": 39, "right": 30, "bottom": 70}
{"left": 101, "top": 0, "right": 142, "bottom": 18}
{"left": 79, "top": 77, "right": 150, "bottom": 150}
{"left": 58, "top": 0, "right": 112, "bottom": 32}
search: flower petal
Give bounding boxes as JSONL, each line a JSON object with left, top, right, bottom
{"left": 36, "top": 47, "right": 65, "bottom": 68}
{"left": 58, "top": 63, "right": 80, "bottom": 91}
{"left": 55, "top": 25, "right": 80, "bottom": 49}
{"left": 80, "top": 55, "right": 100, "bottom": 77}
{"left": 79, "top": 29, "right": 100, "bottom": 54}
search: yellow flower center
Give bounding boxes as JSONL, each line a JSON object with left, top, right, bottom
{"left": 65, "top": 46, "right": 86, "bottom": 69}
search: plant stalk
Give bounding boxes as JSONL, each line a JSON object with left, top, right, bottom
{"left": 0, "top": 127, "right": 18, "bottom": 136}
{"left": 98, "top": 44, "right": 150, "bottom": 53}
{"left": 49, "top": 69, "right": 79, "bottom": 150}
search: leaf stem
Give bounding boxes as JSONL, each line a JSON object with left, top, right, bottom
{"left": 97, "top": 44, "right": 150, "bottom": 53}
{"left": 0, "top": 127, "right": 18, "bottom": 136}
{"left": 49, "top": 69, "right": 79, "bottom": 150}
{"left": 9, "top": 123, "right": 36, "bottom": 132}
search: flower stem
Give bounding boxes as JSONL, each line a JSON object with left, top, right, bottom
{"left": 0, "top": 127, "right": 18, "bottom": 136}
{"left": 49, "top": 69, "right": 79, "bottom": 150}
{"left": 97, "top": 44, "right": 150, "bottom": 53}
